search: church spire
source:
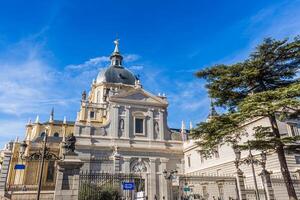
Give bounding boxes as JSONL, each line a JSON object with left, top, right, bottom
{"left": 49, "top": 108, "right": 54, "bottom": 122}
{"left": 207, "top": 98, "right": 218, "bottom": 121}
{"left": 110, "top": 38, "right": 123, "bottom": 67}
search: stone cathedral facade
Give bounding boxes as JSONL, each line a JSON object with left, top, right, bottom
{"left": 2, "top": 40, "right": 183, "bottom": 199}
{"left": 73, "top": 40, "right": 183, "bottom": 199}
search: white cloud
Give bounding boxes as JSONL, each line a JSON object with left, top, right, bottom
{"left": 128, "top": 65, "right": 144, "bottom": 71}
{"left": 123, "top": 54, "right": 140, "bottom": 62}
{"left": 65, "top": 53, "right": 140, "bottom": 71}
{"left": 0, "top": 119, "right": 26, "bottom": 147}
{"left": 0, "top": 40, "right": 79, "bottom": 116}
{"left": 65, "top": 56, "right": 109, "bottom": 70}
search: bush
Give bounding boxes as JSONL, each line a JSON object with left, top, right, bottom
{"left": 79, "top": 183, "right": 121, "bottom": 200}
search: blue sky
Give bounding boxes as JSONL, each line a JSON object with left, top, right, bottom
{"left": 0, "top": 0, "right": 300, "bottom": 147}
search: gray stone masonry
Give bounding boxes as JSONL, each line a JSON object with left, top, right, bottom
{"left": 54, "top": 154, "right": 83, "bottom": 200}
{"left": 0, "top": 150, "right": 12, "bottom": 198}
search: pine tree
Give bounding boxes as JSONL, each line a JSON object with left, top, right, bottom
{"left": 193, "top": 37, "right": 300, "bottom": 199}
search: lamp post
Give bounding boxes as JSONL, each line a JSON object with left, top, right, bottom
{"left": 260, "top": 151, "right": 273, "bottom": 200}
{"left": 163, "top": 169, "right": 178, "bottom": 200}
{"left": 234, "top": 142, "right": 266, "bottom": 200}
{"left": 19, "top": 128, "right": 62, "bottom": 200}
{"left": 234, "top": 145, "right": 245, "bottom": 200}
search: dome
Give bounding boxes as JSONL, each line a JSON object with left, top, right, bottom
{"left": 96, "top": 66, "right": 136, "bottom": 85}
{"left": 96, "top": 39, "right": 137, "bottom": 85}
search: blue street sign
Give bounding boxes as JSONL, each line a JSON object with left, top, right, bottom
{"left": 14, "top": 164, "right": 25, "bottom": 170}
{"left": 122, "top": 182, "right": 135, "bottom": 190}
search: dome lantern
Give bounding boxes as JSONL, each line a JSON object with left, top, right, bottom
{"left": 110, "top": 39, "right": 123, "bottom": 67}
{"left": 96, "top": 39, "right": 137, "bottom": 85}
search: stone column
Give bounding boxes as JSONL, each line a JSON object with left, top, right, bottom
{"left": 236, "top": 169, "right": 246, "bottom": 200}
{"left": 123, "top": 157, "right": 131, "bottom": 173}
{"left": 112, "top": 148, "right": 121, "bottom": 173}
{"left": 0, "top": 150, "right": 12, "bottom": 198}
{"left": 111, "top": 104, "right": 120, "bottom": 138}
{"left": 124, "top": 106, "right": 131, "bottom": 139}
{"left": 149, "top": 158, "right": 157, "bottom": 199}
{"left": 160, "top": 158, "right": 169, "bottom": 200}
{"left": 158, "top": 109, "right": 165, "bottom": 140}
{"left": 260, "top": 170, "right": 275, "bottom": 200}
{"left": 148, "top": 109, "right": 154, "bottom": 140}
{"left": 54, "top": 154, "right": 83, "bottom": 200}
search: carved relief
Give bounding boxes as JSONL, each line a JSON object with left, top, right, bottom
{"left": 132, "top": 159, "right": 147, "bottom": 173}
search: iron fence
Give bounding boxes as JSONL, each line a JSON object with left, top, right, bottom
{"left": 79, "top": 172, "right": 143, "bottom": 200}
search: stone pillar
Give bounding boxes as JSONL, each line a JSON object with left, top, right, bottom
{"left": 236, "top": 169, "right": 246, "bottom": 200}
{"left": 148, "top": 108, "right": 154, "bottom": 140}
{"left": 123, "top": 157, "right": 131, "bottom": 173}
{"left": 160, "top": 158, "right": 169, "bottom": 200}
{"left": 54, "top": 154, "right": 83, "bottom": 200}
{"left": 260, "top": 170, "right": 275, "bottom": 200}
{"left": 112, "top": 149, "right": 121, "bottom": 173}
{"left": 0, "top": 150, "right": 12, "bottom": 198}
{"left": 158, "top": 109, "right": 165, "bottom": 140}
{"left": 149, "top": 158, "right": 157, "bottom": 199}
{"left": 112, "top": 104, "right": 119, "bottom": 138}
{"left": 124, "top": 106, "right": 130, "bottom": 139}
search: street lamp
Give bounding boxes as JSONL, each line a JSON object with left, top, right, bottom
{"left": 234, "top": 142, "right": 266, "bottom": 200}
{"left": 234, "top": 146, "right": 241, "bottom": 169}
{"left": 19, "top": 128, "right": 63, "bottom": 200}
{"left": 163, "top": 169, "right": 178, "bottom": 200}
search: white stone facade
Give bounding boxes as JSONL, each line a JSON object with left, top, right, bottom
{"left": 183, "top": 116, "right": 300, "bottom": 199}
{"left": 72, "top": 41, "right": 183, "bottom": 199}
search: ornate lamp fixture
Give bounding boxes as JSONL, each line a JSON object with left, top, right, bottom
{"left": 163, "top": 169, "right": 178, "bottom": 180}
{"left": 19, "top": 126, "right": 77, "bottom": 200}
{"left": 233, "top": 141, "right": 267, "bottom": 200}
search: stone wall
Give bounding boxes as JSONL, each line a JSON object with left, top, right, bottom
{"left": 10, "top": 191, "right": 54, "bottom": 200}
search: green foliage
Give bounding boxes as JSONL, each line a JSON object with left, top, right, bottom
{"left": 192, "top": 113, "right": 244, "bottom": 155}
{"left": 193, "top": 37, "right": 300, "bottom": 150}
{"left": 194, "top": 36, "right": 300, "bottom": 198}
{"left": 196, "top": 37, "right": 300, "bottom": 110}
{"left": 79, "top": 182, "right": 121, "bottom": 200}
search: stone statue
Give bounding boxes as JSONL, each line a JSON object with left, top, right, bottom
{"left": 64, "top": 133, "right": 76, "bottom": 153}
{"left": 82, "top": 90, "right": 87, "bottom": 101}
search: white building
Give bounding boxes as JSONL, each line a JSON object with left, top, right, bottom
{"left": 183, "top": 106, "right": 300, "bottom": 200}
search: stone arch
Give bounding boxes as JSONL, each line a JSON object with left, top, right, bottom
{"left": 130, "top": 158, "right": 149, "bottom": 173}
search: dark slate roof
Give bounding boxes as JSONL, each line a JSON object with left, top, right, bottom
{"left": 96, "top": 66, "right": 136, "bottom": 85}
{"left": 40, "top": 120, "right": 75, "bottom": 125}
{"left": 170, "top": 128, "right": 190, "bottom": 134}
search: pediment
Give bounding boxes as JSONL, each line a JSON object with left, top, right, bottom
{"left": 110, "top": 89, "right": 168, "bottom": 106}
{"left": 125, "top": 93, "right": 149, "bottom": 101}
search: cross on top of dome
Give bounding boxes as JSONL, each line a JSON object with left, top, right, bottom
{"left": 110, "top": 38, "right": 123, "bottom": 67}
{"left": 113, "top": 39, "right": 120, "bottom": 54}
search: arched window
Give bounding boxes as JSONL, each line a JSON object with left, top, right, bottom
{"left": 53, "top": 132, "right": 59, "bottom": 137}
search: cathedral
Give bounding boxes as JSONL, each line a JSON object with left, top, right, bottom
{"left": 2, "top": 40, "right": 183, "bottom": 199}
{"left": 1, "top": 40, "right": 300, "bottom": 200}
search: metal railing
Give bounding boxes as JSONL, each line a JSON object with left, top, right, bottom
{"left": 79, "top": 171, "right": 142, "bottom": 200}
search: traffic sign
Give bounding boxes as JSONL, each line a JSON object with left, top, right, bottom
{"left": 122, "top": 182, "right": 135, "bottom": 190}
{"left": 184, "top": 187, "right": 190, "bottom": 192}
{"left": 14, "top": 164, "right": 25, "bottom": 170}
